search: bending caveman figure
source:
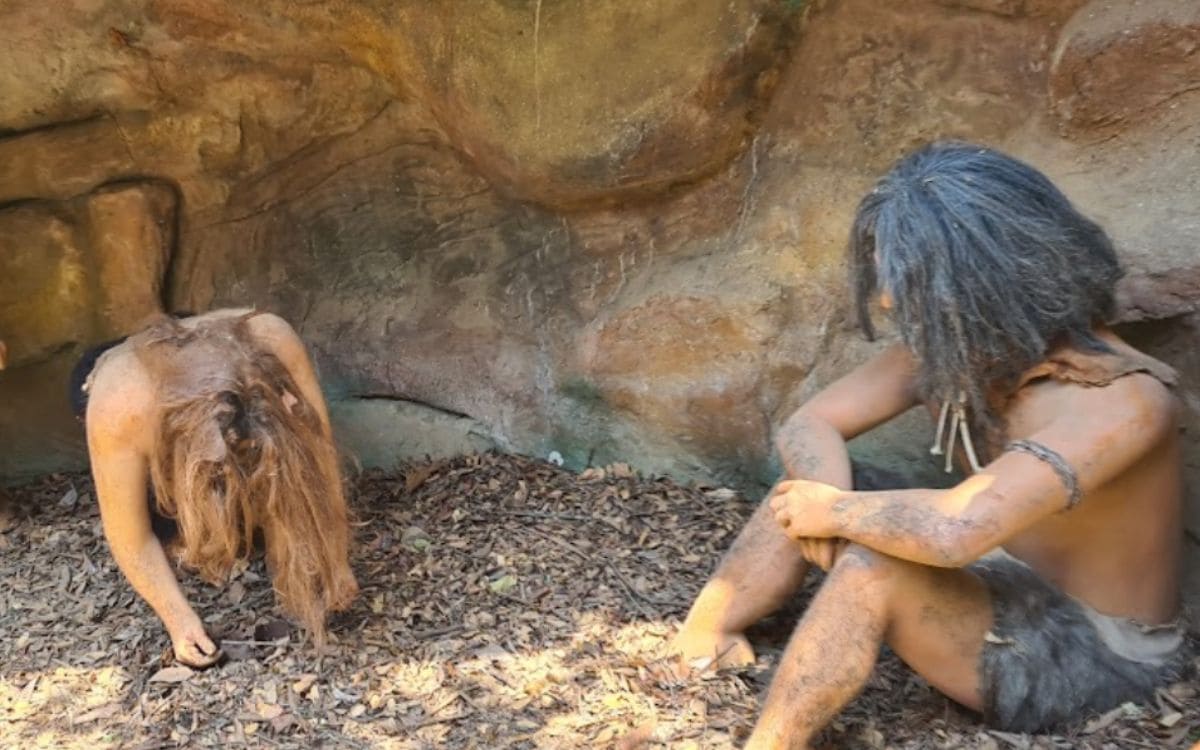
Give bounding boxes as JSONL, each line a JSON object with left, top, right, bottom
{"left": 673, "top": 143, "right": 1188, "bottom": 747}
{"left": 73, "top": 309, "right": 358, "bottom": 667}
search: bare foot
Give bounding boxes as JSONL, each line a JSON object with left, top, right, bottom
{"left": 743, "top": 737, "right": 810, "bottom": 750}
{"left": 669, "top": 625, "right": 756, "bottom": 678}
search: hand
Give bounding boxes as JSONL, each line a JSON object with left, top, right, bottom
{"left": 769, "top": 479, "right": 843, "bottom": 540}
{"left": 669, "top": 625, "right": 756, "bottom": 678}
{"left": 169, "top": 617, "right": 222, "bottom": 668}
{"left": 798, "top": 537, "right": 849, "bottom": 572}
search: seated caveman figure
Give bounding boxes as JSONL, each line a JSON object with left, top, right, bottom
{"left": 672, "top": 143, "right": 1188, "bottom": 747}
{"left": 75, "top": 309, "right": 358, "bottom": 667}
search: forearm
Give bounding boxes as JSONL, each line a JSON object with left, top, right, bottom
{"left": 108, "top": 534, "right": 202, "bottom": 633}
{"left": 776, "top": 412, "right": 853, "bottom": 489}
{"left": 828, "top": 487, "right": 986, "bottom": 567}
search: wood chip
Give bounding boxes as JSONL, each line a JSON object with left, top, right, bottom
{"left": 148, "top": 666, "right": 195, "bottom": 684}
{"left": 2, "top": 456, "right": 1197, "bottom": 750}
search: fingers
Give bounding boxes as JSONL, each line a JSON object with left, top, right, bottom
{"left": 181, "top": 646, "right": 222, "bottom": 669}
{"left": 816, "top": 540, "right": 835, "bottom": 571}
{"left": 805, "top": 539, "right": 821, "bottom": 564}
{"left": 175, "top": 635, "right": 223, "bottom": 669}
{"left": 818, "top": 539, "right": 851, "bottom": 571}
{"left": 769, "top": 481, "right": 796, "bottom": 508}
{"left": 798, "top": 538, "right": 820, "bottom": 567}
{"left": 774, "top": 507, "right": 791, "bottom": 530}
{"left": 795, "top": 538, "right": 844, "bottom": 571}
{"left": 812, "top": 540, "right": 829, "bottom": 571}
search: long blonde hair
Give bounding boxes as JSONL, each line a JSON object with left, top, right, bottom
{"left": 138, "top": 315, "right": 357, "bottom": 646}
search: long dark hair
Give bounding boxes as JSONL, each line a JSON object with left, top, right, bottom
{"left": 850, "top": 142, "right": 1122, "bottom": 440}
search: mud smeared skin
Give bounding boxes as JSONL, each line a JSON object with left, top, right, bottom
{"left": 670, "top": 406, "right": 863, "bottom": 672}
{"left": 776, "top": 419, "right": 826, "bottom": 479}
{"left": 677, "top": 144, "right": 1185, "bottom": 749}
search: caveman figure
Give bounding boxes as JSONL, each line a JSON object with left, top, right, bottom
{"left": 673, "top": 143, "right": 1188, "bottom": 747}
{"left": 74, "top": 309, "right": 358, "bottom": 667}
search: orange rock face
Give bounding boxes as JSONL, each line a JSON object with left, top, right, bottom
{"left": 0, "top": 182, "right": 176, "bottom": 368}
{"left": 0, "top": 1, "right": 1198, "bottom": 599}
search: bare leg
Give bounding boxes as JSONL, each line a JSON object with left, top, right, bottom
{"left": 745, "top": 545, "right": 991, "bottom": 750}
{"left": 674, "top": 414, "right": 854, "bottom": 670}
{"left": 673, "top": 491, "right": 811, "bottom": 668}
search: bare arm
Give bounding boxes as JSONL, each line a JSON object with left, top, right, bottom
{"left": 773, "top": 374, "right": 1177, "bottom": 567}
{"left": 248, "top": 313, "right": 333, "bottom": 435}
{"left": 87, "top": 365, "right": 219, "bottom": 666}
{"left": 773, "top": 343, "right": 920, "bottom": 567}
{"left": 777, "top": 342, "right": 921, "bottom": 481}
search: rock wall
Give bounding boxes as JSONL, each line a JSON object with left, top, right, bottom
{"left": 1, "top": 0, "right": 1198, "bottom": 601}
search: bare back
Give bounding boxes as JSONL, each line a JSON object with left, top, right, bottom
{"left": 88, "top": 309, "right": 328, "bottom": 447}
{"left": 84, "top": 308, "right": 350, "bottom": 664}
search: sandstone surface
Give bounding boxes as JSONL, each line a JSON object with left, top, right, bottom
{"left": 1, "top": 0, "right": 1198, "bottom": 602}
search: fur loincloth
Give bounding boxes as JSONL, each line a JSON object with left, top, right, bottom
{"left": 972, "top": 550, "right": 1186, "bottom": 732}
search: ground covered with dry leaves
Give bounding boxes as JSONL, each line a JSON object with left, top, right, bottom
{"left": 1, "top": 453, "right": 1197, "bottom": 749}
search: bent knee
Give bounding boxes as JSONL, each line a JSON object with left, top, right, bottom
{"left": 827, "top": 544, "right": 911, "bottom": 589}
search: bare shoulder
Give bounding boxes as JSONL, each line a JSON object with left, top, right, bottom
{"left": 246, "top": 313, "right": 308, "bottom": 361}
{"left": 1011, "top": 370, "right": 1179, "bottom": 471}
{"left": 245, "top": 311, "right": 298, "bottom": 339}
{"left": 1072, "top": 371, "right": 1177, "bottom": 435}
{"left": 86, "top": 345, "right": 157, "bottom": 452}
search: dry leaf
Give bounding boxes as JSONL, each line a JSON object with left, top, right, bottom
{"left": 227, "top": 580, "right": 245, "bottom": 605}
{"left": 401, "top": 526, "right": 432, "bottom": 552}
{"left": 59, "top": 487, "right": 79, "bottom": 509}
{"left": 404, "top": 464, "right": 437, "bottom": 493}
{"left": 1158, "top": 711, "right": 1182, "bottom": 727}
{"left": 72, "top": 703, "right": 121, "bottom": 724}
{"left": 270, "top": 713, "right": 298, "bottom": 733}
{"left": 256, "top": 702, "right": 284, "bottom": 721}
{"left": 488, "top": 574, "right": 517, "bottom": 595}
{"left": 149, "top": 666, "right": 195, "bottom": 684}
{"left": 292, "top": 674, "right": 318, "bottom": 695}
{"left": 616, "top": 720, "right": 656, "bottom": 750}
{"left": 5, "top": 455, "right": 1196, "bottom": 750}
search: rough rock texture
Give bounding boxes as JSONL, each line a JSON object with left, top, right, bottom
{"left": 0, "top": 181, "right": 176, "bottom": 368}
{"left": 1049, "top": 0, "right": 1200, "bottom": 136}
{"left": 1, "top": 0, "right": 1199, "bottom": 602}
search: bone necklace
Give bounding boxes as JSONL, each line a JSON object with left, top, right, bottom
{"left": 930, "top": 392, "right": 982, "bottom": 473}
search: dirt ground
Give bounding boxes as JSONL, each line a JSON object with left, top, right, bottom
{"left": 1, "top": 453, "right": 1197, "bottom": 749}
